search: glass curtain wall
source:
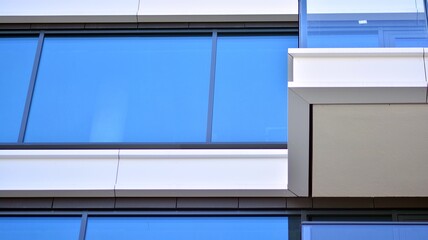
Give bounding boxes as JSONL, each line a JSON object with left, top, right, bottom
{"left": 300, "top": 0, "right": 428, "bottom": 47}
{"left": 0, "top": 33, "right": 297, "bottom": 145}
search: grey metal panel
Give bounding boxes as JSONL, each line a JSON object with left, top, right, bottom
{"left": 244, "top": 22, "right": 298, "bottom": 28}
{"left": 0, "top": 24, "right": 31, "bottom": 29}
{"left": 137, "top": 23, "right": 189, "bottom": 29}
{"left": 53, "top": 198, "right": 115, "bottom": 209}
{"left": 312, "top": 198, "right": 374, "bottom": 209}
{"left": 84, "top": 23, "right": 138, "bottom": 29}
{"left": 138, "top": 14, "right": 298, "bottom": 23}
{"left": 189, "top": 22, "right": 245, "bottom": 28}
{"left": 0, "top": 198, "right": 53, "bottom": 209}
{"left": 30, "top": 23, "right": 85, "bottom": 29}
{"left": 374, "top": 198, "right": 428, "bottom": 209}
{"left": 286, "top": 198, "right": 313, "bottom": 208}
{"left": 312, "top": 104, "right": 428, "bottom": 197}
{"left": 115, "top": 198, "right": 177, "bottom": 209}
{"left": 292, "top": 87, "right": 428, "bottom": 104}
{"left": 177, "top": 198, "right": 238, "bottom": 209}
{"left": 115, "top": 189, "right": 296, "bottom": 197}
{"left": 238, "top": 198, "right": 286, "bottom": 209}
{"left": 288, "top": 89, "right": 310, "bottom": 197}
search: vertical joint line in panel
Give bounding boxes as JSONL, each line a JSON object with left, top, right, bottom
{"left": 114, "top": 149, "right": 121, "bottom": 198}
{"left": 18, "top": 32, "right": 45, "bottom": 143}
{"left": 79, "top": 212, "right": 89, "bottom": 240}
{"left": 136, "top": 0, "right": 141, "bottom": 22}
{"left": 206, "top": 31, "right": 218, "bottom": 143}
{"left": 308, "top": 104, "right": 313, "bottom": 197}
{"left": 378, "top": 29, "right": 385, "bottom": 46}
{"left": 392, "top": 211, "right": 399, "bottom": 221}
{"left": 423, "top": 48, "right": 428, "bottom": 103}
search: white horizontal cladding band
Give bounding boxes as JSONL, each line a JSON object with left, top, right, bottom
{"left": 119, "top": 149, "right": 287, "bottom": 159}
{"left": 0, "top": 149, "right": 119, "bottom": 159}
{"left": 288, "top": 48, "right": 427, "bottom": 89}
{"left": 0, "top": 150, "right": 119, "bottom": 197}
{"left": 116, "top": 149, "right": 290, "bottom": 197}
{"left": 288, "top": 47, "right": 424, "bottom": 57}
{"left": 138, "top": 0, "right": 297, "bottom": 15}
{"left": 0, "top": 149, "right": 291, "bottom": 197}
{"left": 0, "top": 0, "right": 298, "bottom": 23}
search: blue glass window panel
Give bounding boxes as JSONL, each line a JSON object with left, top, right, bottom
{"left": 0, "top": 37, "right": 37, "bottom": 142}
{"left": 0, "top": 217, "right": 81, "bottom": 240}
{"left": 307, "top": 32, "right": 379, "bottom": 48}
{"left": 86, "top": 216, "right": 288, "bottom": 240}
{"left": 212, "top": 36, "right": 297, "bottom": 143}
{"left": 25, "top": 36, "right": 211, "bottom": 143}
{"left": 301, "top": 0, "right": 428, "bottom": 48}
{"left": 302, "top": 223, "right": 428, "bottom": 240}
{"left": 394, "top": 37, "right": 428, "bottom": 47}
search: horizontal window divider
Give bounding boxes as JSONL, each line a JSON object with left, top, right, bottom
{"left": 0, "top": 144, "right": 288, "bottom": 150}
{"left": 302, "top": 221, "right": 428, "bottom": 225}
{"left": 0, "top": 29, "right": 298, "bottom": 36}
{"left": 3, "top": 210, "right": 428, "bottom": 216}
{"left": 0, "top": 211, "right": 295, "bottom": 216}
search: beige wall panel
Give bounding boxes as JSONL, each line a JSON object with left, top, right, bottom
{"left": 313, "top": 104, "right": 428, "bottom": 197}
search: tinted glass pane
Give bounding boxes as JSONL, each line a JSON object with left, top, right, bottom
{"left": 86, "top": 216, "right": 288, "bottom": 240}
{"left": 302, "top": 223, "right": 428, "bottom": 240}
{"left": 0, "top": 217, "right": 80, "bottom": 240}
{"left": 25, "top": 37, "right": 211, "bottom": 143}
{"left": 212, "top": 36, "right": 297, "bottom": 143}
{"left": 307, "top": 33, "right": 379, "bottom": 48}
{"left": 0, "top": 37, "right": 37, "bottom": 142}
{"left": 301, "top": 0, "right": 428, "bottom": 47}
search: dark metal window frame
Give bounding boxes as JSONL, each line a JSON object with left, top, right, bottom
{"left": 0, "top": 28, "right": 297, "bottom": 149}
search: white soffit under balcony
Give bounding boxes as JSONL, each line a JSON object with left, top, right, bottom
{"left": 115, "top": 149, "right": 292, "bottom": 197}
{"left": 137, "top": 0, "right": 298, "bottom": 22}
{"left": 288, "top": 48, "right": 428, "bottom": 104}
{"left": 0, "top": 0, "right": 139, "bottom": 23}
{"left": 0, "top": 150, "right": 118, "bottom": 197}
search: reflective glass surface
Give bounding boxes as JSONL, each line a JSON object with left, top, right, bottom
{"left": 0, "top": 37, "right": 37, "bottom": 142}
{"left": 25, "top": 36, "right": 211, "bottom": 143}
{"left": 301, "top": 0, "right": 428, "bottom": 47}
{"left": 86, "top": 216, "right": 289, "bottom": 240}
{"left": 212, "top": 35, "right": 297, "bottom": 143}
{"left": 0, "top": 217, "right": 81, "bottom": 240}
{"left": 302, "top": 223, "right": 428, "bottom": 240}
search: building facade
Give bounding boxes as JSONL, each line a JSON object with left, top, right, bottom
{"left": 1, "top": 0, "right": 428, "bottom": 239}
